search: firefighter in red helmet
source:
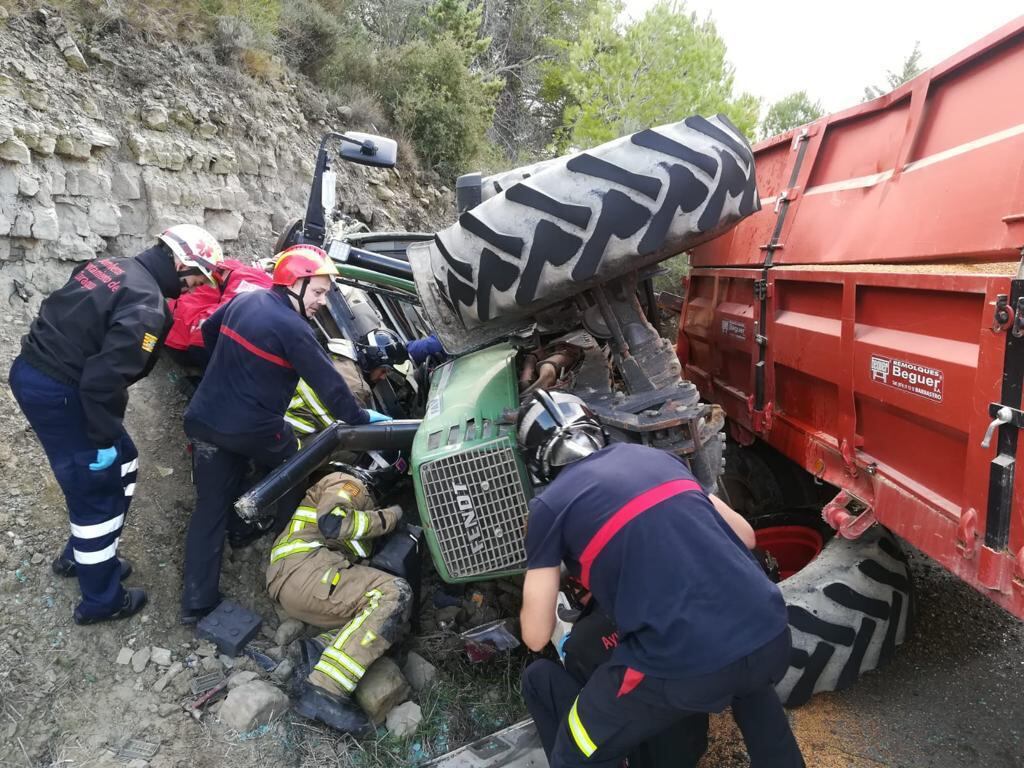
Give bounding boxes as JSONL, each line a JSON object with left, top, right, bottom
{"left": 179, "top": 244, "right": 390, "bottom": 625}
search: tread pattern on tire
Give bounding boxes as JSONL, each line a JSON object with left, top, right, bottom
{"left": 419, "top": 115, "right": 759, "bottom": 336}
{"left": 775, "top": 525, "right": 913, "bottom": 707}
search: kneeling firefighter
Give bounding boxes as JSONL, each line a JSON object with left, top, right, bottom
{"left": 267, "top": 466, "right": 412, "bottom": 733}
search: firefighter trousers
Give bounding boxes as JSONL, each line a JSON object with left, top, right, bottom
{"left": 9, "top": 357, "right": 139, "bottom": 618}
{"left": 268, "top": 548, "right": 412, "bottom": 697}
{"left": 523, "top": 609, "right": 709, "bottom": 768}
{"left": 181, "top": 417, "right": 303, "bottom": 612}
{"left": 540, "top": 628, "right": 804, "bottom": 768}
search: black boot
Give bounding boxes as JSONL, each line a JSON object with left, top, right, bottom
{"left": 293, "top": 686, "right": 373, "bottom": 736}
{"left": 74, "top": 587, "right": 147, "bottom": 626}
{"left": 53, "top": 555, "right": 134, "bottom": 580}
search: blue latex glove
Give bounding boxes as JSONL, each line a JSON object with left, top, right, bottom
{"left": 89, "top": 446, "right": 118, "bottom": 471}
{"left": 366, "top": 409, "right": 392, "bottom": 423}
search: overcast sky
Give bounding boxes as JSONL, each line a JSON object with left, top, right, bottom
{"left": 622, "top": 1, "right": 1022, "bottom": 114}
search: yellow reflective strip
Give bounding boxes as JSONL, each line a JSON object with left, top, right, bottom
{"left": 290, "top": 520, "right": 307, "bottom": 535}
{"left": 568, "top": 699, "right": 597, "bottom": 757}
{"left": 336, "top": 490, "right": 352, "bottom": 502}
{"left": 294, "top": 508, "right": 318, "bottom": 522}
{"left": 329, "top": 505, "right": 347, "bottom": 517}
{"left": 333, "top": 590, "right": 381, "bottom": 648}
{"left": 297, "top": 380, "right": 332, "bottom": 427}
{"left": 321, "top": 569, "right": 333, "bottom": 584}
{"left": 289, "top": 396, "right": 304, "bottom": 408}
{"left": 351, "top": 511, "right": 369, "bottom": 539}
{"left": 332, "top": 572, "right": 341, "bottom": 586}
{"left": 317, "top": 631, "right": 334, "bottom": 644}
{"left": 270, "top": 540, "right": 322, "bottom": 563}
{"left": 349, "top": 539, "right": 369, "bottom": 558}
{"left": 323, "top": 647, "right": 367, "bottom": 678}
{"left": 284, "top": 413, "right": 316, "bottom": 434}
{"left": 314, "top": 657, "right": 357, "bottom": 692}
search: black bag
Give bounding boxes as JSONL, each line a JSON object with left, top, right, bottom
{"left": 370, "top": 523, "right": 424, "bottom": 631}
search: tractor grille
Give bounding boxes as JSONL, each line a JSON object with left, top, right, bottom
{"left": 420, "top": 439, "right": 529, "bottom": 579}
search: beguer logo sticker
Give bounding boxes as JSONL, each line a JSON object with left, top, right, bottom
{"left": 870, "top": 355, "right": 943, "bottom": 402}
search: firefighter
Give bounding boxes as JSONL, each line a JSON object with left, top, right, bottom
{"left": 284, "top": 329, "right": 407, "bottom": 437}
{"left": 8, "top": 224, "right": 222, "bottom": 625}
{"left": 180, "top": 244, "right": 391, "bottom": 625}
{"left": 268, "top": 467, "right": 412, "bottom": 733}
{"left": 285, "top": 329, "right": 440, "bottom": 437}
{"left": 516, "top": 391, "right": 805, "bottom": 768}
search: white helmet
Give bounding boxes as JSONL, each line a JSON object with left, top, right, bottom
{"left": 159, "top": 224, "right": 223, "bottom": 283}
{"left": 517, "top": 390, "right": 607, "bottom": 483}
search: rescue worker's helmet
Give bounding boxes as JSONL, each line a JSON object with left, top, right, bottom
{"left": 271, "top": 244, "right": 336, "bottom": 286}
{"left": 357, "top": 329, "right": 409, "bottom": 373}
{"left": 159, "top": 224, "right": 224, "bottom": 283}
{"left": 517, "top": 390, "right": 607, "bottom": 483}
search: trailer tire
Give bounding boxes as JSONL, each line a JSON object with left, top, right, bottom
{"left": 768, "top": 522, "right": 913, "bottom": 707}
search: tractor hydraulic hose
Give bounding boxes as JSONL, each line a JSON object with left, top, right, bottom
{"left": 234, "top": 420, "right": 421, "bottom": 522}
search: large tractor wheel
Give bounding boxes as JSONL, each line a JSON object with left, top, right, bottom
{"left": 763, "top": 516, "right": 914, "bottom": 706}
{"left": 725, "top": 442, "right": 914, "bottom": 707}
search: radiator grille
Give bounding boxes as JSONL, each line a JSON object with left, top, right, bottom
{"left": 420, "top": 439, "right": 529, "bottom": 579}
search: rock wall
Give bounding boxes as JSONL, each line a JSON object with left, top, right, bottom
{"left": 0, "top": 9, "right": 450, "bottom": 321}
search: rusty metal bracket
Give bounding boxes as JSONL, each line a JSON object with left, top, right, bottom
{"left": 992, "top": 294, "right": 1012, "bottom": 332}
{"left": 821, "top": 490, "right": 877, "bottom": 539}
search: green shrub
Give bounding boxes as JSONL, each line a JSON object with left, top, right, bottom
{"left": 377, "top": 37, "right": 501, "bottom": 177}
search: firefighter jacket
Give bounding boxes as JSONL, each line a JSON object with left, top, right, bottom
{"left": 285, "top": 357, "right": 372, "bottom": 436}
{"left": 165, "top": 260, "right": 272, "bottom": 353}
{"left": 19, "top": 245, "right": 179, "bottom": 446}
{"left": 185, "top": 287, "right": 369, "bottom": 436}
{"left": 267, "top": 473, "right": 403, "bottom": 585}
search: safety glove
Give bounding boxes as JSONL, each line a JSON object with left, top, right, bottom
{"left": 89, "top": 446, "right": 118, "bottom": 471}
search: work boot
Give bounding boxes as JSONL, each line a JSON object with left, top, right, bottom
{"left": 301, "top": 637, "right": 327, "bottom": 668}
{"left": 180, "top": 593, "right": 224, "bottom": 626}
{"left": 73, "top": 587, "right": 147, "bottom": 626}
{"left": 293, "top": 686, "right": 373, "bottom": 736}
{"left": 52, "top": 555, "right": 134, "bottom": 580}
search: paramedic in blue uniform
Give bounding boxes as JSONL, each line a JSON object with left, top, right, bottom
{"left": 516, "top": 390, "right": 805, "bottom": 768}
{"left": 179, "top": 244, "right": 390, "bottom": 625}
{"left": 9, "top": 224, "right": 223, "bottom": 625}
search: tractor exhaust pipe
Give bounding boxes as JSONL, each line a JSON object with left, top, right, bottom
{"left": 234, "top": 420, "right": 421, "bottom": 522}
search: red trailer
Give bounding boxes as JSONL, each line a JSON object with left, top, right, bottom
{"left": 678, "top": 17, "right": 1024, "bottom": 701}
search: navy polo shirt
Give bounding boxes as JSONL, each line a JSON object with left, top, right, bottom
{"left": 525, "top": 442, "right": 788, "bottom": 678}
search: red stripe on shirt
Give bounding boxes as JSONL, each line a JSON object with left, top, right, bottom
{"left": 221, "top": 325, "right": 293, "bottom": 369}
{"left": 579, "top": 478, "right": 702, "bottom": 588}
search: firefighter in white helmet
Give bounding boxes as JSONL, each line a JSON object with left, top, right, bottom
{"left": 9, "top": 224, "right": 222, "bottom": 625}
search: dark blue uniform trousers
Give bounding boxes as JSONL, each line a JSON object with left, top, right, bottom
{"left": 180, "top": 417, "right": 302, "bottom": 613}
{"left": 9, "top": 357, "right": 138, "bottom": 618}
{"left": 524, "top": 609, "right": 709, "bottom": 768}
{"left": 530, "top": 628, "right": 804, "bottom": 768}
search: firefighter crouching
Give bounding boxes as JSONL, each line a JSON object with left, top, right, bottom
{"left": 268, "top": 468, "right": 412, "bottom": 733}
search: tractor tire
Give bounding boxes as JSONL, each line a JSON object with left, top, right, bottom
{"left": 274, "top": 218, "right": 304, "bottom": 254}
{"left": 770, "top": 522, "right": 914, "bottom": 706}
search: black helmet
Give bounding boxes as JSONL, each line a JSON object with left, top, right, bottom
{"left": 357, "top": 328, "right": 409, "bottom": 374}
{"left": 516, "top": 390, "right": 607, "bottom": 483}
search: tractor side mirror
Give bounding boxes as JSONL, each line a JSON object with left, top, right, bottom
{"left": 338, "top": 132, "right": 398, "bottom": 168}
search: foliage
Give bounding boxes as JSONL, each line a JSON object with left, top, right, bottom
{"left": 864, "top": 41, "right": 924, "bottom": 100}
{"left": 376, "top": 36, "right": 503, "bottom": 177}
{"left": 481, "top": 0, "right": 613, "bottom": 160}
{"left": 760, "top": 90, "right": 824, "bottom": 139}
{"left": 552, "top": 0, "right": 759, "bottom": 152}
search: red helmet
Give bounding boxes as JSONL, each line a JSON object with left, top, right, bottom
{"left": 271, "top": 244, "right": 336, "bottom": 286}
